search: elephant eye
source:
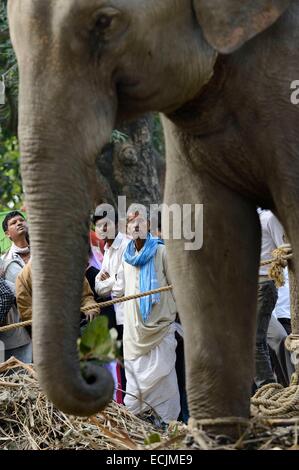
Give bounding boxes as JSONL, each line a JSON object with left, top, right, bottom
{"left": 89, "top": 7, "right": 126, "bottom": 51}
{"left": 95, "top": 14, "right": 113, "bottom": 32}
{"left": 92, "top": 7, "right": 121, "bottom": 37}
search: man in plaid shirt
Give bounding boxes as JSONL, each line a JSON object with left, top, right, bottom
{"left": 0, "top": 276, "right": 15, "bottom": 326}
{"left": 0, "top": 248, "right": 32, "bottom": 363}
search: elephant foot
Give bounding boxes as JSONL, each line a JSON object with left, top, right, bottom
{"left": 187, "top": 417, "right": 250, "bottom": 446}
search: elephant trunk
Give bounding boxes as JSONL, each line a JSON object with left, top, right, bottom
{"left": 19, "top": 80, "right": 116, "bottom": 415}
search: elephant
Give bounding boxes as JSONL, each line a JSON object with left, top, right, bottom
{"left": 7, "top": 0, "right": 299, "bottom": 427}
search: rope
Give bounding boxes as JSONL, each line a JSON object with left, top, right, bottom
{"left": 0, "top": 285, "right": 173, "bottom": 333}
{"left": 251, "top": 375, "right": 299, "bottom": 418}
{"left": 260, "top": 243, "right": 292, "bottom": 288}
{"left": 0, "top": 320, "right": 32, "bottom": 333}
{"left": 80, "top": 284, "right": 173, "bottom": 313}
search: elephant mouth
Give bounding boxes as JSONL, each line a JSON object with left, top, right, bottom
{"left": 117, "top": 79, "right": 160, "bottom": 108}
{"left": 116, "top": 80, "right": 187, "bottom": 115}
{"left": 116, "top": 78, "right": 140, "bottom": 96}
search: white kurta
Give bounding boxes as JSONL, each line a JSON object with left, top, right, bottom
{"left": 124, "top": 324, "right": 180, "bottom": 423}
{"left": 273, "top": 268, "right": 291, "bottom": 320}
{"left": 121, "top": 245, "right": 177, "bottom": 360}
{"left": 258, "top": 210, "right": 285, "bottom": 276}
{"left": 258, "top": 210, "right": 291, "bottom": 320}
{"left": 94, "top": 232, "right": 129, "bottom": 325}
{"left": 119, "top": 244, "right": 180, "bottom": 422}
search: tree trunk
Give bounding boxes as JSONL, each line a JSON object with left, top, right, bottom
{"left": 95, "top": 114, "right": 165, "bottom": 209}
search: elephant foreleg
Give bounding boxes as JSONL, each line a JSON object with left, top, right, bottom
{"left": 164, "top": 161, "right": 261, "bottom": 430}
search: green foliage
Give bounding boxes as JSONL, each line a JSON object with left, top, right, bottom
{"left": 0, "top": 130, "right": 22, "bottom": 211}
{"left": 144, "top": 433, "right": 162, "bottom": 445}
{"left": 0, "top": 0, "right": 22, "bottom": 211}
{"left": 79, "top": 315, "right": 121, "bottom": 364}
{"left": 0, "top": 0, "right": 19, "bottom": 135}
{"left": 0, "top": 1, "right": 15, "bottom": 66}
{"left": 110, "top": 129, "right": 129, "bottom": 144}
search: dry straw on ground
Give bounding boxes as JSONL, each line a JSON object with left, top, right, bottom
{"left": 1, "top": 358, "right": 299, "bottom": 450}
{"left": 0, "top": 358, "right": 185, "bottom": 450}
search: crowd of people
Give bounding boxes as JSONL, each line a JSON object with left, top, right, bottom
{"left": 0, "top": 206, "right": 295, "bottom": 428}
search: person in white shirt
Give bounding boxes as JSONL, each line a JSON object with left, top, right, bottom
{"left": 272, "top": 268, "right": 291, "bottom": 335}
{"left": 1, "top": 211, "right": 30, "bottom": 287}
{"left": 0, "top": 211, "right": 32, "bottom": 363}
{"left": 256, "top": 210, "right": 294, "bottom": 389}
{"left": 255, "top": 209, "right": 279, "bottom": 388}
{"left": 94, "top": 211, "right": 129, "bottom": 329}
{"left": 94, "top": 210, "right": 129, "bottom": 402}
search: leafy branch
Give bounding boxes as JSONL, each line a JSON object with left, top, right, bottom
{"left": 78, "top": 316, "right": 122, "bottom": 365}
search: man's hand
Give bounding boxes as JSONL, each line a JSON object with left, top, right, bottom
{"left": 100, "top": 271, "right": 110, "bottom": 281}
{"left": 85, "top": 310, "right": 99, "bottom": 322}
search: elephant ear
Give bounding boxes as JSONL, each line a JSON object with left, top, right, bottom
{"left": 193, "top": 0, "right": 291, "bottom": 53}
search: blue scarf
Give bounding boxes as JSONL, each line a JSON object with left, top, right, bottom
{"left": 124, "top": 233, "right": 164, "bottom": 323}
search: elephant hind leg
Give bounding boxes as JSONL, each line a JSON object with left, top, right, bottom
{"left": 164, "top": 169, "right": 261, "bottom": 435}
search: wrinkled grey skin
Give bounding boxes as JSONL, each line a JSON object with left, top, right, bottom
{"left": 8, "top": 0, "right": 298, "bottom": 423}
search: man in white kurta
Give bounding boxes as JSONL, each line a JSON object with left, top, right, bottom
{"left": 117, "top": 212, "right": 180, "bottom": 424}
{"left": 93, "top": 213, "right": 129, "bottom": 403}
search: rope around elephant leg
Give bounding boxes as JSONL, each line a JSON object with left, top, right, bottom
{"left": 251, "top": 375, "right": 299, "bottom": 418}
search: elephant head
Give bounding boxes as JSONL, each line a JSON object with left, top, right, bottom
{"left": 8, "top": 0, "right": 291, "bottom": 416}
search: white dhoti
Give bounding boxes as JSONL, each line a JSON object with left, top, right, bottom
{"left": 124, "top": 326, "right": 180, "bottom": 423}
